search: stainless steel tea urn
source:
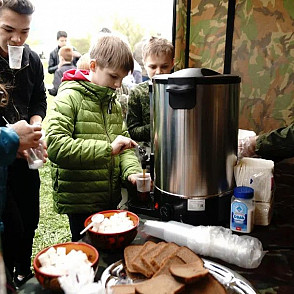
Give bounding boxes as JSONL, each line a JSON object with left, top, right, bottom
{"left": 150, "top": 68, "right": 241, "bottom": 225}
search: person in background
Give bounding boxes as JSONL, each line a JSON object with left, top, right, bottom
{"left": 239, "top": 124, "right": 294, "bottom": 161}
{"left": 0, "top": 0, "right": 47, "bottom": 287}
{"left": 48, "top": 30, "right": 81, "bottom": 74}
{"left": 99, "top": 27, "right": 112, "bottom": 34}
{"left": 122, "top": 59, "right": 142, "bottom": 88}
{"left": 127, "top": 37, "right": 174, "bottom": 146}
{"left": 48, "top": 46, "right": 76, "bottom": 96}
{"left": 46, "top": 34, "right": 142, "bottom": 242}
{"left": 76, "top": 52, "right": 90, "bottom": 70}
{"left": 133, "top": 37, "right": 149, "bottom": 81}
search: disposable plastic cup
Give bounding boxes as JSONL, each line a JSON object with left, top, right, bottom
{"left": 8, "top": 45, "right": 24, "bottom": 69}
{"left": 136, "top": 173, "right": 151, "bottom": 203}
{"left": 27, "top": 145, "right": 44, "bottom": 169}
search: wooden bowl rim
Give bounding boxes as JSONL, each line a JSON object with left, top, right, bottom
{"left": 33, "top": 241, "right": 99, "bottom": 278}
{"left": 84, "top": 209, "right": 139, "bottom": 235}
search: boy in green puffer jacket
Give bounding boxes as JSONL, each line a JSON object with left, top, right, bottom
{"left": 127, "top": 37, "right": 174, "bottom": 146}
{"left": 46, "top": 34, "right": 142, "bottom": 241}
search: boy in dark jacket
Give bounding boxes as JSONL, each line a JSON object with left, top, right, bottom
{"left": 48, "top": 46, "right": 76, "bottom": 96}
{"left": 46, "top": 34, "right": 142, "bottom": 242}
{"left": 48, "top": 31, "right": 81, "bottom": 74}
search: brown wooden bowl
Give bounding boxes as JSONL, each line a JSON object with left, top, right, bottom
{"left": 84, "top": 210, "right": 139, "bottom": 251}
{"left": 33, "top": 242, "right": 99, "bottom": 292}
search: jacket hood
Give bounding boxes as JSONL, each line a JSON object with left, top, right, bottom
{"left": 58, "top": 71, "right": 116, "bottom": 104}
{"left": 62, "top": 69, "right": 90, "bottom": 82}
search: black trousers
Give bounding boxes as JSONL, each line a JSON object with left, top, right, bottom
{"left": 2, "top": 159, "right": 40, "bottom": 277}
{"left": 67, "top": 213, "right": 91, "bottom": 242}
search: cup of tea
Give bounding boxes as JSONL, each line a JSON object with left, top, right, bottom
{"left": 136, "top": 173, "right": 151, "bottom": 203}
{"left": 8, "top": 45, "right": 24, "bottom": 69}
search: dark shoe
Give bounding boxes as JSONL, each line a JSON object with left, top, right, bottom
{"left": 13, "top": 271, "right": 34, "bottom": 288}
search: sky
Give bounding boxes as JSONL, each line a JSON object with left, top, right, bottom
{"left": 29, "top": 0, "right": 174, "bottom": 56}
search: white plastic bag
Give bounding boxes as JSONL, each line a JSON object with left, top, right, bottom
{"left": 58, "top": 264, "right": 105, "bottom": 294}
{"left": 238, "top": 129, "right": 257, "bottom": 158}
{"left": 234, "top": 157, "right": 274, "bottom": 202}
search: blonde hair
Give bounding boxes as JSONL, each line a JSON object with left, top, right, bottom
{"left": 90, "top": 34, "right": 134, "bottom": 73}
{"left": 142, "top": 36, "right": 174, "bottom": 62}
{"left": 58, "top": 46, "right": 73, "bottom": 62}
{"left": 76, "top": 53, "right": 90, "bottom": 70}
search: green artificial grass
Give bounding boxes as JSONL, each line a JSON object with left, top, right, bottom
{"left": 31, "top": 61, "right": 71, "bottom": 268}
{"left": 32, "top": 162, "right": 71, "bottom": 260}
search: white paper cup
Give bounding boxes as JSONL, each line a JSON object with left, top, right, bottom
{"left": 8, "top": 45, "right": 24, "bottom": 69}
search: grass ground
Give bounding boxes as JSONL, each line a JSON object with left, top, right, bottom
{"left": 31, "top": 60, "right": 71, "bottom": 266}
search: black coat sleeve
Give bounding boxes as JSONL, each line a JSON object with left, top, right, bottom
{"left": 48, "top": 50, "right": 58, "bottom": 74}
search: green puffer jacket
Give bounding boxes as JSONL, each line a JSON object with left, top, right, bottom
{"left": 126, "top": 81, "right": 150, "bottom": 143}
{"left": 46, "top": 79, "right": 142, "bottom": 215}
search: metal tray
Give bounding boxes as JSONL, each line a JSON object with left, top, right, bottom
{"left": 101, "top": 258, "right": 257, "bottom": 294}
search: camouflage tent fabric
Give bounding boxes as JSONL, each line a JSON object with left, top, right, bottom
{"left": 174, "top": 0, "right": 188, "bottom": 71}
{"left": 174, "top": 0, "right": 228, "bottom": 72}
{"left": 232, "top": 0, "right": 294, "bottom": 133}
{"left": 174, "top": 0, "right": 294, "bottom": 134}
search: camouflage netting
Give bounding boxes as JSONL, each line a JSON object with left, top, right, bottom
{"left": 174, "top": 0, "right": 294, "bottom": 134}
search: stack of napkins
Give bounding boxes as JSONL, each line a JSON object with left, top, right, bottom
{"left": 234, "top": 157, "right": 274, "bottom": 225}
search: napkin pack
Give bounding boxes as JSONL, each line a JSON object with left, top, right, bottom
{"left": 234, "top": 157, "right": 274, "bottom": 225}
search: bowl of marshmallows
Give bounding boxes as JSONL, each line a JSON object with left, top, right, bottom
{"left": 84, "top": 210, "right": 139, "bottom": 250}
{"left": 33, "top": 242, "right": 99, "bottom": 291}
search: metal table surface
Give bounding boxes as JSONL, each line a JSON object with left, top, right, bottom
{"left": 18, "top": 183, "right": 294, "bottom": 294}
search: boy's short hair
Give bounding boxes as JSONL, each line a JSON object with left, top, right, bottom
{"left": 58, "top": 46, "right": 73, "bottom": 62}
{"left": 90, "top": 34, "right": 134, "bottom": 73}
{"left": 57, "top": 31, "right": 67, "bottom": 40}
{"left": 142, "top": 36, "right": 174, "bottom": 62}
{"left": 0, "top": 0, "right": 34, "bottom": 15}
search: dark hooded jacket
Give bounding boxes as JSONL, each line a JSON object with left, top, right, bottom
{"left": 46, "top": 69, "right": 141, "bottom": 214}
{"left": 0, "top": 44, "right": 47, "bottom": 126}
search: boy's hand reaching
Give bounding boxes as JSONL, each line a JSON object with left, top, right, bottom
{"left": 111, "top": 135, "right": 138, "bottom": 155}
